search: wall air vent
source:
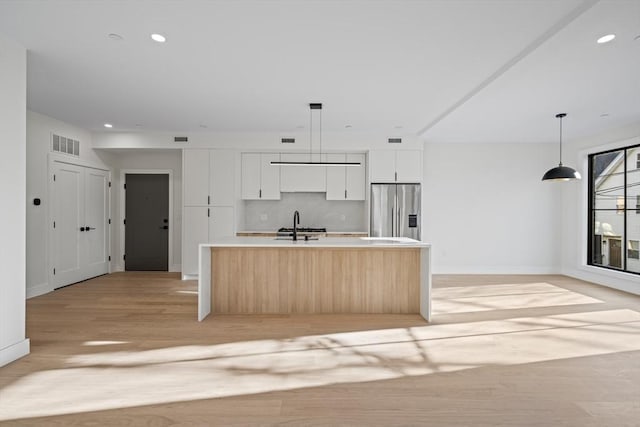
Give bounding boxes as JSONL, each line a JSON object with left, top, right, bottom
{"left": 388, "top": 138, "right": 402, "bottom": 144}
{"left": 52, "top": 133, "right": 80, "bottom": 156}
{"left": 174, "top": 136, "right": 188, "bottom": 143}
{"left": 281, "top": 138, "right": 295, "bottom": 144}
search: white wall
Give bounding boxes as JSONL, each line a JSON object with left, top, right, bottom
{"left": 0, "top": 35, "right": 29, "bottom": 366}
{"left": 107, "top": 150, "right": 182, "bottom": 272}
{"left": 26, "top": 111, "right": 113, "bottom": 298}
{"left": 423, "top": 142, "right": 561, "bottom": 274}
{"left": 561, "top": 121, "right": 640, "bottom": 295}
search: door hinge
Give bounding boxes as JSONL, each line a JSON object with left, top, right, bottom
{"left": 124, "top": 183, "right": 126, "bottom": 190}
{"left": 123, "top": 254, "right": 126, "bottom": 260}
{"left": 108, "top": 256, "right": 111, "bottom": 261}
{"left": 123, "top": 219, "right": 126, "bottom": 225}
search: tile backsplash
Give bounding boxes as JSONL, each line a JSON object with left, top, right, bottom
{"left": 243, "top": 192, "right": 367, "bottom": 232}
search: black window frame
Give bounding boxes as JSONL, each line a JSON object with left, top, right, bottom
{"left": 587, "top": 143, "right": 640, "bottom": 276}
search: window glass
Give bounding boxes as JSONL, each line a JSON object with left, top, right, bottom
{"left": 589, "top": 144, "right": 640, "bottom": 276}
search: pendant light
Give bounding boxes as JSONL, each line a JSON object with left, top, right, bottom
{"left": 542, "top": 113, "right": 581, "bottom": 181}
{"left": 271, "top": 103, "right": 361, "bottom": 167}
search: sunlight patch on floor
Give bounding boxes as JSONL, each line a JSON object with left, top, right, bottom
{"left": 1, "top": 308, "right": 639, "bottom": 421}
{"left": 432, "top": 282, "right": 603, "bottom": 315}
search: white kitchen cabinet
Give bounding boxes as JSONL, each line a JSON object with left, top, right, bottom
{"left": 209, "top": 150, "right": 235, "bottom": 206}
{"left": 280, "top": 153, "right": 326, "bottom": 192}
{"left": 369, "top": 149, "right": 422, "bottom": 183}
{"left": 326, "top": 153, "right": 366, "bottom": 200}
{"left": 241, "top": 153, "right": 281, "bottom": 200}
{"left": 183, "top": 149, "right": 210, "bottom": 206}
{"left": 183, "top": 149, "right": 235, "bottom": 206}
{"left": 395, "top": 150, "right": 423, "bottom": 182}
{"left": 182, "top": 206, "right": 235, "bottom": 276}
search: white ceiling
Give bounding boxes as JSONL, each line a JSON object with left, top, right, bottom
{"left": 0, "top": 0, "right": 638, "bottom": 143}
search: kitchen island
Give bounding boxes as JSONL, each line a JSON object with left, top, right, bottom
{"left": 198, "top": 237, "right": 431, "bottom": 321}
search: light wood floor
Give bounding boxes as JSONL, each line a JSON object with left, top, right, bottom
{"left": 1, "top": 273, "right": 639, "bottom": 426}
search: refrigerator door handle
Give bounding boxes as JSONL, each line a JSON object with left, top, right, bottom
{"left": 391, "top": 208, "right": 394, "bottom": 237}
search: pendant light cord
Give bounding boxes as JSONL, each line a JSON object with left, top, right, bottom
{"left": 309, "top": 107, "right": 313, "bottom": 162}
{"left": 319, "top": 108, "right": 322, "bottom": 162}
{"left": 559, "top": 115, "right": 563, "bottom": 166}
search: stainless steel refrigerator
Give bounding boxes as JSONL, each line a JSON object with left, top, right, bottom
{"left": 370, "top": 184, "right": 421, "bottom": 240}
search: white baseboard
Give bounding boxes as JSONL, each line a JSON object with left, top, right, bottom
{"left": 170, "top": 264, "right": 181, "bottom": 273}
{"left": 182, "top": 273, "right": 198, "bottom": 281}
{"left": 563, "top": 267, "right": 640, "bottom": 296}
{"left": 0, "top": 339, "right": 30, "bottom": 367}
{"left": 26, "top": 282, "right": 52, "bottom": 299}
{"left": 432, "top": 266, "right": 560, "bottom": 275}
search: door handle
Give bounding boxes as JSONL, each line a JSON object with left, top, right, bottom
{"left": 86, "top": 226, "right": 96, "bottom": 231}
{"left": 159, "top": 225, "right": 169, "bottom": 230}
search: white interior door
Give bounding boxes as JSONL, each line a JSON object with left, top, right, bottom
{"left": 52, "top": 162, "right": 84, "bottom": 288}
{"left": 52, "top": 162, "right": 110, "bottom": 289}
{"left": 83, "top": 168, "right": 109, "bottom": 278}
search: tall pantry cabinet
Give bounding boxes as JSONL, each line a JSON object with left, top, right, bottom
{"left": 182, "top": 149, "right": 235, "bottom": 277}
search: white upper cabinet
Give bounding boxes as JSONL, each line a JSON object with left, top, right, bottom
{"left": 241, "top": 153, "right": 281, "bottom": 200}
{"left": 183, "top": 149, "right": 210, "bottom": 206}
{"left": 395, "top": 150, "right": 422, "bottom": 182}
{"left": 184, "top": 149, "right": 235, "bottom": 206}
{"left": 326, "top": 153, "right": 366, "bottom": 200}
{"left": 209, "top": 150, "right": 235, "bottom": 206}
{"left": 260, "top": 153, "right": 281, "bottom": 199}
{"left": 369, "top": 149, "right": 422, "bottom": 183}
{"left": 280, "top": 153, "right": 326, "bottom": 192}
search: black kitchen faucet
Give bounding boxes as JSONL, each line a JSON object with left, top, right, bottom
{"left": 293, "top": 210, "right": 300, "bottom": 241}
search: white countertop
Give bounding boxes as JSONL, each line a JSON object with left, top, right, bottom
{"left": 202, "top": 236, "right": 430, "bottom": 248}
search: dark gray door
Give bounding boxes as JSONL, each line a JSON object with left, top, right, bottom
{"left": 125, "top": 174, "right": 169, "bottom": 271}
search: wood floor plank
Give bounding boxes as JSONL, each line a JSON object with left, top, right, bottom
{"left": 0, "top": 272, "right": 639, "bottom": 426}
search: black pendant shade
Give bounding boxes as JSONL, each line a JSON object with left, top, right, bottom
{"left": 542, "top": 113, "right": 581, "bottom": 182}
{"left": 541, "top": 165, "right": 581, "bottom": 181}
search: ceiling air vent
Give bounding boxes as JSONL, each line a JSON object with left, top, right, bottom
{"left": 174, "top": 136, "right": 188, "bottom": 143}
{"left": 52, "top": 133, "right": 80, "bottom": 156}
{"left": 281, "top": 138, "right": 295, "bottom": 144}
{"left": 388, "top": 138, "right": 402, "bottom": 144}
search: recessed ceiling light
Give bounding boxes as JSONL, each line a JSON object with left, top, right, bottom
{"left": 108, "top": 33, "right": 123, "bottom": 41}
{"left": 199, "top": 124, "right": 208, "bottom": 128}
{"left": 345, "top": 124, "right": 353, "bottom": 128}
{"left": 600, "top": 113, "right": 610, "bottom": 118}
{"left": 151, "top": 33, "right": 166, "bottom": 43}
{"left": 104, "top": 123, "right": 113, "bottom": 128}
{"left": 597, "top": 34, "right": 615, "bottom": 44}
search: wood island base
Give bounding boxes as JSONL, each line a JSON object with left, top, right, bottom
{"left": 211, "top": 247, "right": 420, "bottom": 314}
